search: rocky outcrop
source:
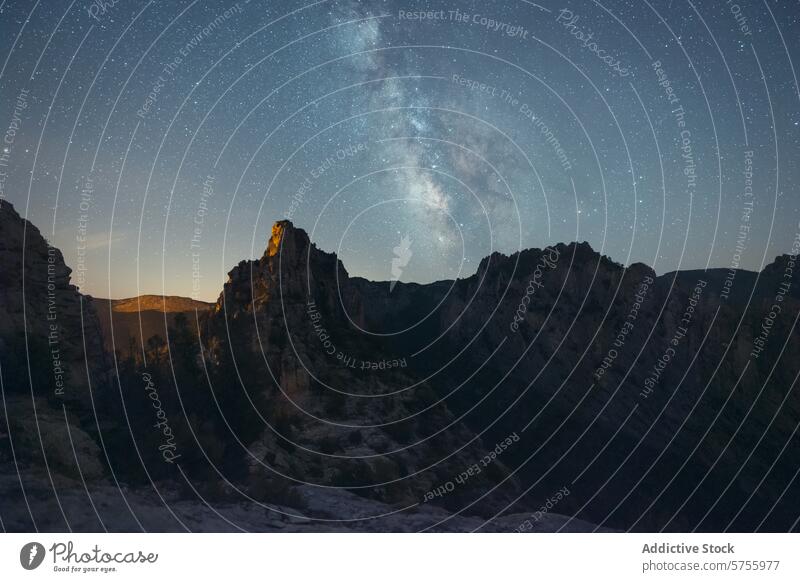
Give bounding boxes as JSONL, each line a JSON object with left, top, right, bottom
{"left": 202, "top": 221, "right": 522, "bottom": 513}
{"left": 201, "top": 219, "right": 800, "bottom": 531}
{"left": 0, "top": 200, "right": 110, "bottom": 408}
{"left": 0, "top": 201, "right": 112, "bottom": 490}
{"left": 3, "top": 396, "right": 105, "bottom": 481}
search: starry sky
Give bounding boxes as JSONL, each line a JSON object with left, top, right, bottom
{"left": 1, "top": 0, "right": 798, "bottom": 300}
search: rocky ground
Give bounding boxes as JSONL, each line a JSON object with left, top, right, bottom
{"left": 0, "top": 464, "right": 610, "bottom": 532}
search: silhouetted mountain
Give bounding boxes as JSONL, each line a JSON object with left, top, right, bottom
{"left": 1, "top": 202, "right": 798, "bottom": 532}
{"left": 194, "top": 219, "right": 800, "bottom": 531}
{"left": 200, "top": 221, "right": 523, "bottom": 513}
{"left": 0, "top": 200, "right": 112, "bottom": 503}
{"left": 0, "top": 200, "right": 110, "bottom": 406}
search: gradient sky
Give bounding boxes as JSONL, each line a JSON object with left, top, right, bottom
{"left": 1, "top": 0, "right": 798, "bottom": 300}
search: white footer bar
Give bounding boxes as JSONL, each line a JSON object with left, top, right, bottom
{"left": 1, "top": 533, "right": 797, "bottom": 581}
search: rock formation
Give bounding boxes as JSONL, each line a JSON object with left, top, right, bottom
{"left": 0, "top": 200, "right": 112, "bottom": 518}
{"left": 2, "top": 202, "right": 799, "bottom": 532}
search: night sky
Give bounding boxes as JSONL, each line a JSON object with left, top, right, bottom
{"left": 1, "top": 0, "right": 798, "bottom": 301}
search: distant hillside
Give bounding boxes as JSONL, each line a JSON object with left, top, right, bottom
{"left": 93, "top": 295, "right": 213, "bottom": 353}
{"left": 661, "top": 263, "right": 799, "bottom": 307}
{"left": 103, "top": 294, "right": 213, "bottom": 313}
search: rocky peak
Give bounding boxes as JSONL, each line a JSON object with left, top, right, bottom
{"left": 216, "top": 220, "right": 345, "bottom": 317}
{"left": 265, "top": 219, "right": 309, "bottom": 259}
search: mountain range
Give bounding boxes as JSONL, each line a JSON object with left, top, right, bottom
{"left": 1, "top": 198, "right": 798, "bottom": 532}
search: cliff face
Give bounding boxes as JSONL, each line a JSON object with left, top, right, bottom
{"left": 424, "top": 244, "right": 800, "bottom": 531}
{"left": 202, "top": 221, "right": 520, "bottom": 511}
{"left": 202, "top": 220, "right": 800, "bottom": 531}
{"left": 0, "top": 200, "right": 110, "bottom": 406}
{"left": 0, "top": 201, "right": 112, "bottom": 497}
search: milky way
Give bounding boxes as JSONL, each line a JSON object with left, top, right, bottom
{"left": 1, "top": 0, "right": 798, "bottom": 300}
